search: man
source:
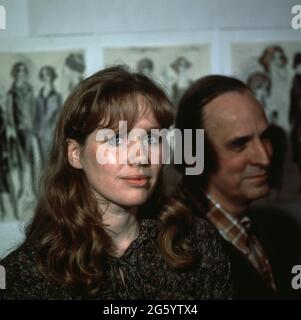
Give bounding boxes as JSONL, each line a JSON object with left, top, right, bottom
{"left": 172, "top": 75, "right": 300, "bottom": 299}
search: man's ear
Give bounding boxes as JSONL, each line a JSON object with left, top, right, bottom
{"left": 67, "top": 139, "right": 82, "bottom": 169}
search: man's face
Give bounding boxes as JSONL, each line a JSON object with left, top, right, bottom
{"left": 203, "top": 91, "right": 272, "bottom": 210}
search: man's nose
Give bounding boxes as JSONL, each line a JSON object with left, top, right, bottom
{"left": 250, "top": 139, "right": 272, "bottom": 167}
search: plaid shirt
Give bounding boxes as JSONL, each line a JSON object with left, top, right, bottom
{"left": 206, "top": 195, "right": 277, "bottom": 292}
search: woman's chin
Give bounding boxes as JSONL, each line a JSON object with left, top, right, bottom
{"left": 115, "top": 191, "right": 151, "bottom": 208}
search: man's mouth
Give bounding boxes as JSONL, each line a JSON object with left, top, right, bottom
{"left": 246, "top": 173, "right": 268, "bottom": 181}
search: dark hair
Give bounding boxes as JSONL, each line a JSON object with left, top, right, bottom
{"left": 170, "top": 56, "right": 191, "bottom": 73}
{"left": 167, "top": 75, "right": 250, "bottom": 213}
{"left": 293, "top": 52, "right": 301, "bottom": 69}
{"left": 136, "top": 58, "right": 154, "bottom": 73}
{"left": 259, "top": 45, "right": 287, "bottom": 73}
{"left": 247, "top": 72, "right": 271, "bottom": 95}
{"left": 64, "top": 53, "right": 85, "bottom": 73}
{"left": 22, "top": 65, "right": 200, "bottom": 296}
{"left": 39, "top": 65, "right": 57, "bottom": 82}
{"left": 10, "top": 62, "right": 28, "bottom": 79}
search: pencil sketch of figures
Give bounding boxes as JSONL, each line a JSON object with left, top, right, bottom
{"left": 169, "top": 56, "right": 193, "bottom": 107}
{"left": 35, "top": 66, "right": 62, "bottom": 164}
{"left": 62, "top": 53, "right": 86, "bottom": 99}
{"left": 259, "top": 45, "right": 290, "bottom": 130}
{"left": 0, "top": 49, "right": 85, "bottom": 222}
{"left": 231, "top": 42, "right": 301, "bottom": 132}
{"left": 136, "top": 57, "right": 155, "bottom": 79}
{"left": 103, "top": 44, "right": 211, "bottom": 111}
{"left": 0, "top": 104, "right": 17, "bottom": 219}
{"left": 247, "top": 72, "right": 271, "bottom": 110}
{"left": 6, "top": 62, "right": 41, "bottom": 205}
{"left": 231, "top": 41, "right": 301, "bottom": 199}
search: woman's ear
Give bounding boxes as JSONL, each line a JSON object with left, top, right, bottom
{"left": 67, "top": 139, "right": 82, "bottom": 169}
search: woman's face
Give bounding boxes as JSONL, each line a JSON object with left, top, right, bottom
{"left": 271, "top": 50, "right": 283, "bottom": 68}
{"left": 68, "top": 107, "right": 163, "bottom": 209}
{"left": 15, "top": 64, "right": 28, "bottom": 83}
{"left": 41, "top": 68, "right": 53, "bottom": 84}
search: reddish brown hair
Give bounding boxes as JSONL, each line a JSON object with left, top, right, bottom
{"left": 23, "top": 66, "right": 196, "bottom": 295}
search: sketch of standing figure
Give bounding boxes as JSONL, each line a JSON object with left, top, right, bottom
{"left": 0, "top": 104, "right": 17, "bottom": 219}
{"left": 247, "top": 72, "right": 271, "bottom": 111}
{"left": 0, "top": 104, "right": 8, "bottom": 217}
{"left": 63, "top": 53, "right": 85, "bottom": 96}
{"left": 289, "top": 53, "right": 301, "bottom": 127}
{"left": 136, "top": 57, "right": 154, "bottom": 79}
{"left": 6, "top": 62, "right": 40, "bottom": 202}
{"left": 170, "top": 56, "right": 193, "bottom": 107}
{"left": 259, "top": 46, "right": 289, "bottom": 130}
{"left": 35, "top": 66, "right": 62, "bottom": 164}
{"left": 290, "top": 53, "right": 301, "bottom": 192}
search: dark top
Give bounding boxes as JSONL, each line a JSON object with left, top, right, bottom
{"left": 0, "top": 106, "right": 9, "bottom": 192}
{"left": 0, "top": 218, "right": 232, "bottom": 300}
{"left": 221, "top": 237, "right": 277, "bottom": 299}
{"left": 179, "top": 185, "right": 301, "bottom": 300}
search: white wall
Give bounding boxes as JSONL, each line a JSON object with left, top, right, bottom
{"left": 0, "top": 0, "right": 300, "bottom": 258}
{"left": 27, "top": 0, "right": 296, "bottom": 35}
{"left": 0, "top": 0, "right": 29, "bottom": 37}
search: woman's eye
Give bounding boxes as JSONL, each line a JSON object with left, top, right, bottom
{"left": 107, "top": 135, "right": 124, "bottom": 146}
{"left": 144, "top": 134, "right": 160, "bottom": 145}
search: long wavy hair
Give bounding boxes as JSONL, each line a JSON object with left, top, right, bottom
{"left": 23, "top": 66, "right": 195, "bottom": 296}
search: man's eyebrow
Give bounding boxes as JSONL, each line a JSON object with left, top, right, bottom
{"left": 225, "top": 126, "right": 271, "bottom": 148}
{"left": 260, "top": 125, "right": 272, "bottom": 138}
{"left": 225, "top": 135, "right": 253, "bottom": 148}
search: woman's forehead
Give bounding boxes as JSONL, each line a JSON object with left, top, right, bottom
{"left": 134, "top": 112, "right": 160, "bottom": 129}
{"left": 97, "top": 95, "right": 157, "bottom": 130}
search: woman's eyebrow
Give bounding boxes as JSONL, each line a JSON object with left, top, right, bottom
{"left": 146, "top": 126, "right": 162, "bottom": 132}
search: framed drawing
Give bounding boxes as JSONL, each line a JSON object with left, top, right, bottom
{"left": 103, "top": 44, "right": 211, "bottom": 109}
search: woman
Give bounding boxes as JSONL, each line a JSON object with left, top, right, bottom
{"left": 170, "top": 56, "right": 193, "bottom": 107}
{"left": 35, "top": 65, "right": 62, "bottom": 164}
{"left": 246, "top": 72, "right": 271, "bottom": 111}
{"left": 6, "top": 62, "right": 35, "bottom": 195}
{"left": 259, "top": 45, "right": 289, "bottom": 130}
{"left": 1, "top": 66, "right": 232, "bottom": 299}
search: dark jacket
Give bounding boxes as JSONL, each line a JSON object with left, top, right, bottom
{"left": 181, "top": 187, "right": 301, "bottom": 300}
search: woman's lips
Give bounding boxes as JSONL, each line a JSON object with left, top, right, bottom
{"left": 120, "top": 176, "right": 151, "bottom": 187}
